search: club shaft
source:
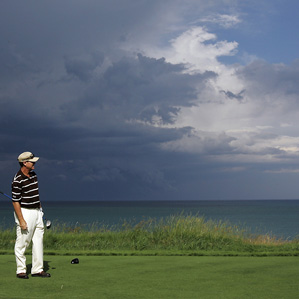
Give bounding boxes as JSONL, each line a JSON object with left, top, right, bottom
{"left": 0, "top": 191, "right": 12, "bottom": 200}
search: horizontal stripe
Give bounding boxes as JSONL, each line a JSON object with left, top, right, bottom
{"left": 12, "top": 191, "right": 21, "bottom": 195}
{"left": 23, "top": 187, "right": 39, "bottom": 194}
{"left": 22, "top": 194, "right": 40, "bottom": 199}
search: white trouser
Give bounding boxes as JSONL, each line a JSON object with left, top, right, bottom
{"left": 14, "top": 208, "right": 44, "bottom": 274}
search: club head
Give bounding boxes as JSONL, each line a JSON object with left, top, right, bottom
{"left": 46, "top": 220, "right": 52, "bottom": 229}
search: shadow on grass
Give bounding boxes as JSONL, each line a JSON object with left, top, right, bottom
{"left": 26, "top": 260, "right": 51, "bottom": 273}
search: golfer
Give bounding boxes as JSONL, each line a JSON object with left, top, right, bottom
{"left": 11, "top": 152, "right": 50, "bottom": 279}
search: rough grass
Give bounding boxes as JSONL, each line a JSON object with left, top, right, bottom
{"left": 1, "top": 215, "right": 298, "bottom": 256}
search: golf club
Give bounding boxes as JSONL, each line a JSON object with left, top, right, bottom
{"left": 0, "top": 190, "right": 52, "bottom": 229}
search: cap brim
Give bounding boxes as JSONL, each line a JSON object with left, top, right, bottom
{"left": 27, "top": 157, "right": 39, "bottom": 162}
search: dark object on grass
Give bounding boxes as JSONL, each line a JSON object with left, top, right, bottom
{"left": 71, "top": 258, "right": 79, "bottom": 264}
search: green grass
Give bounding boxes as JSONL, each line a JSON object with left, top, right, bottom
{"left": 1, "top": 216, "right": 298, "bottom": 298}
{"left": 0, "top": 255, "right": 298, "bottom": 298}
{"left": 1, "top": 215, "right": 298, "bottom": 256}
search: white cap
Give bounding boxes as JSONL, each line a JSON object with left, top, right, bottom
{"left": 18, "top": 152, "right": 39, "bottom": 163}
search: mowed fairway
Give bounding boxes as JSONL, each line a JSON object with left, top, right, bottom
{"left": 0, "top": 255, "right": 298, "bottom": 299}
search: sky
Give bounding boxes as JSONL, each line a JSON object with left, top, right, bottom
{"left": 1, "top": 0, "right": 299, "bottom": 201}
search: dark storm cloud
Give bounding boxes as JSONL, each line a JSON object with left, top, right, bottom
{"left": 61, "top": 54, "right": 215, "bottom": 123}
{"left": 220, "top": 89, "right": 245, "bottom": 101}
{"left": 64, "top": 53, "right": 105, "bottom": 82}
{"left": 1, "top": 1, "right": 299, "bottom": 201}
{"left": 0, "top": 36, "right": 211, "bottom": 200}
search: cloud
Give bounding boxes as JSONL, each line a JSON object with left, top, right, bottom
{"left": 161, "top": 130, "right": 235, "bottom": 155}
{"left": 133, "top": 26, "right": 299, "bottom": 172}
{"left": 265, "top": 168, "right": 299, "bottom": 174}
{"left": 1, "top": 1, "right": 299, "bottom": 200}
{"left": 64, "top": 53, "right": 105, "bottom": 82}
{"left": 138, "top": 26, "right": 239, "bottom": 74}
{"left": 198, "top": 14, "right": 241, "bottom": 28}
{"left": 59, "top": 53, "right": 215, "bottom": 129}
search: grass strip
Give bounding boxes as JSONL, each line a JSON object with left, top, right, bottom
{"left": 1, "top": 215, "right": 298, "bottom": 256}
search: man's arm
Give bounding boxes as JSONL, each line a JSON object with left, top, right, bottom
{"left": 12, "top": 201, "right": 27, "bottom": 230}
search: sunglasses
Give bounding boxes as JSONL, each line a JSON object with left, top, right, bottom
{"left": 24, "top": 154, "right": 36, "bottom": 164}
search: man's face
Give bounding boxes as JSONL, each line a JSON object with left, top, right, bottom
{"left": 24, "top": 161, "right": 36, "bottom": 171}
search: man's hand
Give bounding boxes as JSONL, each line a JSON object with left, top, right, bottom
{"left": 12, "top": 201, "right": 27, "bottom": 230}
{"left": 19, "top": 220, "right": 28, "bottom": 230}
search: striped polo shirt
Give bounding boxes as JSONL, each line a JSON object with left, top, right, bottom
{"left": 11, "top": 169, "right": 40, "bottom": 209}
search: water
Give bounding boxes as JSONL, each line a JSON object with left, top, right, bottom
{"left": 1, "top": 200, "right": 298, "bottom": 239}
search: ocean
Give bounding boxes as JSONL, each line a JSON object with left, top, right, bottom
{"left": 1, "top": 200, "right": 298, "bottom": 239}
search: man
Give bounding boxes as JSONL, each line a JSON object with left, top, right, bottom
{"left": 11, "top": 151, "right": 50, "bottom": 279}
